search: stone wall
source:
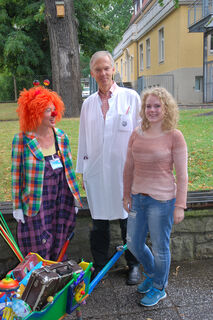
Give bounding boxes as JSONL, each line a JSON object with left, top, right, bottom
{"left": 0, "top": 210, "right": 213, "bottom": 278}
{"left": 171, "top": 214, "right": 213, "bottom": 261}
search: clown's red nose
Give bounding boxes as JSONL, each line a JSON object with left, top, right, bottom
{"left": 51, "top": 111, "right": 57, "bottom": 117}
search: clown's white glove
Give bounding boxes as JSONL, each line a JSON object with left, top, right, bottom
{"left": 13, "top": 209, "right": 25, "bottom": 224}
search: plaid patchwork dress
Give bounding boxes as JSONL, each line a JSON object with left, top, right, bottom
{"left": 17, "top": 152, "right": 76, "bottom": 260}
{"left": 12, "top": 128, "right": 81, "bottom": 261}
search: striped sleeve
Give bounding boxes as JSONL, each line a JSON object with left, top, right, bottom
{"left": 11, "top": 133, "right": 23, "bottom": 211}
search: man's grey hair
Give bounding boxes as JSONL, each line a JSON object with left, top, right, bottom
{"left": 90, "top": 51, "right": 114, "bottom": 70}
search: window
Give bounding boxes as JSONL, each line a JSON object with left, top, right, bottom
{"left": 131, "top": 56, "right": 134, "bottom": 73}
{"left": 195, "top": 76, "right": 203, "bottom": 91}
{"left": 210, "top": 34, "right": 213, "bottom": 52}
{"left": 140, "top": 0, "right": 142, "bottom": 9}
{"left": 121, "top": 59, "right": 123, "bottom": 78}
{"left": 139, "top": 43, "right": 144, "bottom": 71}
{"left": 116, "top": 63, "right": 118, "bottom": 73}
{"left": 159, "top": 28, "right": 164, "bottom": 63}
{"left": 146, "top": 38, "right": 151, "bottom": 68}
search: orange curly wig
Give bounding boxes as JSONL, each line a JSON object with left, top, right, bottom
{"left": 17, "top": 86, "right": 64, "bottom": 132}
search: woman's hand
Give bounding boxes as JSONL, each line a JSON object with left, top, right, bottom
{"left": 123, "top": 198, "right": 131, "bottom": 213}
{"left": 173, "top": 207, "right": 184, "bottom": 224}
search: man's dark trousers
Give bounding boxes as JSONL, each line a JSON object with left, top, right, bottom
{"left": 90, "top": 218, "right": 139, "bottom": 269}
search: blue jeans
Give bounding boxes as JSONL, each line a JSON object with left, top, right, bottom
{"left": 127, "top": 194, "right": 175, "bottom": 290}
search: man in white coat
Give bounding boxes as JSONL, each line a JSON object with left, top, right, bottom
{"left": 76, "top": 51, "right": 141, "bottom": 284}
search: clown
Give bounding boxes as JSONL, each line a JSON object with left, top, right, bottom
{"left": 11, "top": 83, "right": 82, "bottom": 260}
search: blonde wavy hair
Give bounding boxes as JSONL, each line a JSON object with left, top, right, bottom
{"left": 140, "top": 87, "right": 179, "bottom": 131}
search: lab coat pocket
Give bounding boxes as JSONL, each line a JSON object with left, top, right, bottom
{"left": 118, "top": 114, "right": 132, "bottom": 132}
{"left": 83, "top": 154, "right": 102, "bottom": 180}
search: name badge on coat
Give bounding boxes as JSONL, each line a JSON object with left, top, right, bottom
{"left": 50, "top": 157, "right": 63, "bottom": 170}
{"left": 118, "top": 114, "right": 132, "bottom": 132}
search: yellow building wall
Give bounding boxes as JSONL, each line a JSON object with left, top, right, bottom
{"left": 115, "top": 42, "right": 138, "bottom": 83}
{"left": 137, "top": 6, "right": 203, "bottom": 77}
{"left": 177, "top": 7, "right": 203, "bottom": 68}
{"left": 115, "top": 54, "right": 124, "bottom": 81}
{"left": 114, "top": 5, "right": 208, "bottom": 82}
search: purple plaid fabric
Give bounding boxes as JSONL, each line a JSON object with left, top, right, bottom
{"left": 17, "top": 153, "right": 76, "bottom": 261}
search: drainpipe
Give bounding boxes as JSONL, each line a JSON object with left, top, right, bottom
{"left": 203, "top": 32, "right": 207, "bottom": 103}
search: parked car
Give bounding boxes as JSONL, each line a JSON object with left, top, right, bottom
{"left": 82, "top": 87, "right": 90, "bottom": 99}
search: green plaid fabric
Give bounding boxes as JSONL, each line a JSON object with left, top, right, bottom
{"left": 12, "top": 128, "right": 82, "bottom": 217}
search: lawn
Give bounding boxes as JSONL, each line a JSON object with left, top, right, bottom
{"left": 0, "top": 103, "right": 212, "bottom": 201}
{"left": 0, "top": 102, "right": 18, "bottom": 120}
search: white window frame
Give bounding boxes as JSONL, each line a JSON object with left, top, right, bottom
{"left": 134, "top": 2, "right": 137, "bottom": 15}
{"left": 131, "top": 56, "right": 134, "bottom": 73}
{"left": 158, "top": 27, "right": 164, "bottom": 63}
{"left": 194, "top": 76, "right": 203, "bottom": 91}
{"left": 210, "top": 34, "right": 213, "bottom": 53}
{"left": 146, "top": 38, "right": 151, "bottom": 68}
{"left": 121, "top": 58, "right": 123, "bottom": 78}
{"left": 139, "top": 43, "right": 144, "bottom": 71}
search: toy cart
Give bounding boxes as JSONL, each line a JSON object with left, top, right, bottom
{"left": 0, "top": 245, "right": 127, "bottom": 320}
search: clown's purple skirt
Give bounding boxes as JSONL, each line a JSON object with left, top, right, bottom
{"left": 17, "top": 154, "right": 76, "bottom": 261}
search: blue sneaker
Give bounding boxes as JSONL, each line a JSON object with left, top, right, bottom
{"left": 137, "top": 274, "right": 153, "bottom": 293}
{"left": 140, "top": 287, "right": 167, "bottom": 306}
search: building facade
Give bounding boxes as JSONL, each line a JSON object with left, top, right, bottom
{"left": 113, "top": 0, "right": 213, "bottom": 104}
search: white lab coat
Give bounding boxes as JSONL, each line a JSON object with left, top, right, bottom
{"left": 76, "top": 85, "right": 141, "bottom": 220}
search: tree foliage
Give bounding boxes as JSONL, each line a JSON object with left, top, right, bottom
{"left": 75, "top": 0, "right": 133, "bottom": 56}
{"left": 0, "top": 0, "right": 133, "bottom": 97}
{"left": 0, "top": 0, "right": 50, "bottom": 78}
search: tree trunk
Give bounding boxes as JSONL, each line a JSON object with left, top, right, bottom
{"left": 44, "top": 0, "right": 82, "bottom": 117}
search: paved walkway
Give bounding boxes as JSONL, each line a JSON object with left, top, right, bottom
{"left": 65, "top": 258, "right": 213, "bottom": 320}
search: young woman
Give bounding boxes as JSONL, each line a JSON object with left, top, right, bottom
{"left": 123, "top": 87, "right": 188, "bottom": 306}
{"left": 12, "top": 84, "right": 82, "bottom": 260}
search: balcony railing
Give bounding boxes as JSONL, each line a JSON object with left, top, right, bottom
{"left": 188, "top": 0, "right": 213, "bottom": 28}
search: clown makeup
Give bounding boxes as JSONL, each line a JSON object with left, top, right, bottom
{"left": 41, "top": 103, "right": 57, "bottom": 128}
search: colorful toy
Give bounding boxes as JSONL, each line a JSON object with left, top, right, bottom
{"left": 0, "top": 275, "right": 19, "bottom": 293}
{"left": 0, "top": 212, "right": 24, "bottom": 263}
{"left": 33, "top": 80, "right": 40, "bottom": 86}
{"left": 0, "top": 245, "right": 127, "bottom": 320}
{"left": 0, "top": 275, "right": 20, "bottom": 320}
{"left": 9, "top": 253, "right": 39, "bottom": 282}
{"left": 0, "top": 209, "right": 127, "bottom": 320}
{"left": 43, "top": 79, "right": 50, "bottom": 87}
{"left": 57, "top": 232, "right": 74, "bottom": 262}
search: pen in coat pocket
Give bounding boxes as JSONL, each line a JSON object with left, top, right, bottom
{"left": 126, "top": 106, "right": 130, "bottom": 115}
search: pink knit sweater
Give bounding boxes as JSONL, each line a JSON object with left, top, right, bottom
{"left": 123, "top": 127, "right": 188, "bottom": 208}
